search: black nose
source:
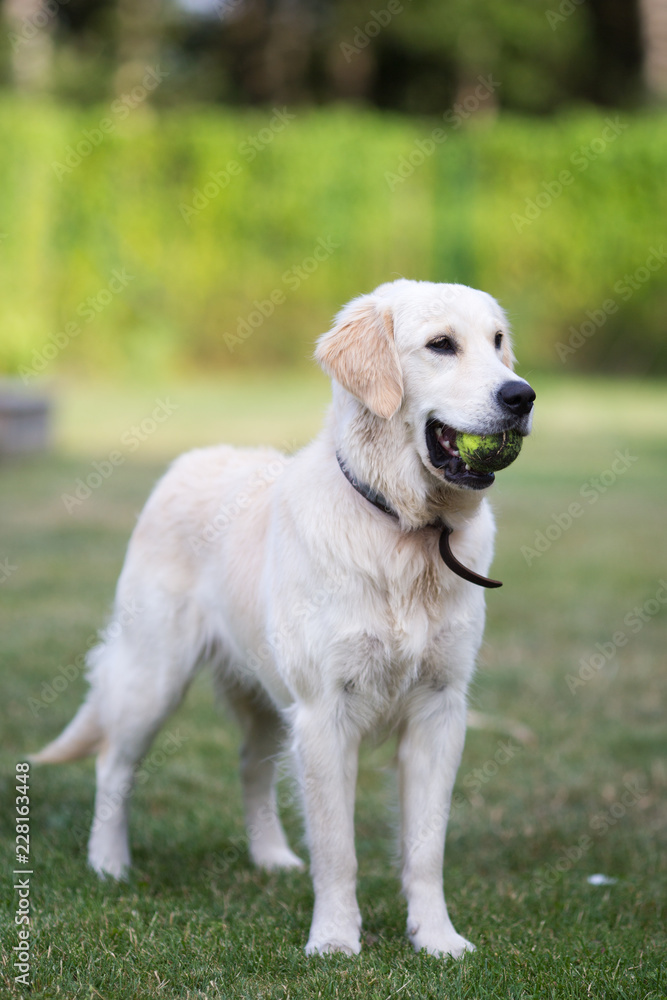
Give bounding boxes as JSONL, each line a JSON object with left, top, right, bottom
{"left": 497, "top": 380, "right": 535, "bottom": 417}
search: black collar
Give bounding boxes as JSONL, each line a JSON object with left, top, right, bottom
{"left": 336, "top": 451, "right": 502, "bottom": 589}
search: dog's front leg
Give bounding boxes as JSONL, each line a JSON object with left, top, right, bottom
{"left": 398, "top": 685, "right": 475, "bottom": 958}
{"left": 292, "top": 703, "right": 362, "bottom": 955}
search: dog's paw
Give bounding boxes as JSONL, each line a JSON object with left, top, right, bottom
{"left": 408, "top": 923, "right": 475, "bottom": 959}
{"left": 88, "top": 837, "right": 130, "bottom": 880}
{"left": 305, "top": 910, "right": 362, "bottom": 956}
{"left": 253, "top": 846, "right": 305, "bottom": 872}
{"left": 88, "top": 851, "right": 130, "bottom": 881}
{"left": 305, "top": 935, "right": 361, "bottom": 956}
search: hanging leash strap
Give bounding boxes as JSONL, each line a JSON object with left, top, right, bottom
{"left": 336, "top": 452, "right": 503, "bottom": 589}
{"left": 438, "top": 524, "right": 502, "bottom": 589}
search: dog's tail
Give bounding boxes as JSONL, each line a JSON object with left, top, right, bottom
{"left": 31, "top": 697, "right": 104, "bottom": 764}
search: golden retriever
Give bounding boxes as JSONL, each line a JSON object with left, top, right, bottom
{"left": 35, "top": 279, "right": 535, "bottom": 957}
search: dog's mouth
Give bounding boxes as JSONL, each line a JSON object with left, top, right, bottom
{"left": 425, "top": 420, "right": 495, "bottom": 491}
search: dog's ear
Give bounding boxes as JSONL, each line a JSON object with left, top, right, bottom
{"left": 315, "top": 296, "right": 403, "bottom": 419}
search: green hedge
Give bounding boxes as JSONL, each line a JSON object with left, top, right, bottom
{"left": 1, "top": 99, "right": 665, "bottom": 379}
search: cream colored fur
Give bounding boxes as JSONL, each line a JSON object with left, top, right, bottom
{"left": 34, "top": 279, "right": 534, "bottom": 958}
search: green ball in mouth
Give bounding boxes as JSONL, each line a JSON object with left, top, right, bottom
{"left": 456, "top": 429, "right": 523, "bottom": 473}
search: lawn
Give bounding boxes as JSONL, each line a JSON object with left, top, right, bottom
{"left": 1, "top": 371, "right": 665, "bottom": 999}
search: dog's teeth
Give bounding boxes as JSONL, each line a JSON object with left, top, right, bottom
{"left": 453, "top": 450, "right": 459, "bottom": 457}
{"left": 443, "top": 439, "right": 450, "bottom": 449}
{"left": 465, "top": 463, "right": 471, "bottom": 471}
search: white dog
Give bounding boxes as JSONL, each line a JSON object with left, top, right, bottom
{"left": 35, "top": 279, "right": 534, "bottom": 957}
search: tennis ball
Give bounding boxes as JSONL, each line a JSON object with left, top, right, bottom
{"left": 456, "top": 429, "right": 523, "bottom": 473}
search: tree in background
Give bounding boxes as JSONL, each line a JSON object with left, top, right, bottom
{"left": 639, "top": 0, "right": 667, "bottom": 98}
{"left": 5, "top": 0, "right": 56, "bottom": 92}
{"left": 0, "top": 0, "right": 649, "bottom": 112}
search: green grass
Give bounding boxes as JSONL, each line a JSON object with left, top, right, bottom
{"left": 1, "top": 372, "right": 666, "bottom": 999}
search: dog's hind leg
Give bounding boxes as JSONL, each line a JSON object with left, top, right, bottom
{"left": 225, "top": 688, "right": 304, "bottom": 871}
{"left": 85, "top": 631, "right": 197, "bottom": 879}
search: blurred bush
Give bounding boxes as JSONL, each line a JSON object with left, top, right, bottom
{"left": 0, "top": 99, "right": 665, "bottom": 379}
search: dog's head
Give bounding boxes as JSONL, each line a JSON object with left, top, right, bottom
{"left": 316, "top": 279, "right": 535, "bottom": 491}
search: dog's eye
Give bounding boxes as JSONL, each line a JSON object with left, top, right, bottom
{"left": 494, "top": 332, "right": 503, "bottom": 350}
{"left": 427, "top": 336, "right": 458, "bottom": 355}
